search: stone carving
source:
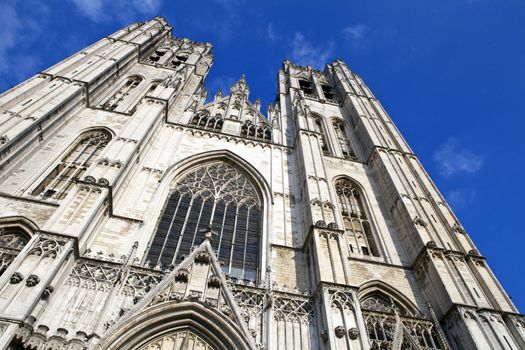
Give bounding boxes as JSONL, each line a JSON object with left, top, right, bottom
{"left": 208, "top": 275, "right": 221, "bottom": 288}
{"left": 315, "top": 220, "right": 327, "bottom": 227}
{"left": 273, "top": 294, "right": 314, "bottom": 324}
{"left": 41, "top": 286, "right": 54, "bottom": 299}
{"left": 414, "top": 216, "right": 428, "bottom": 227}
{"left": 98, "top": 178, "right": 110, "bottom": 186}
{"left": 426, "top": 241, "right": 438, "bottom": 249}
{"left": 194, "top": 251, "right": 210, "bottom": 264}
{"left": 348, "top": 327, "right": 359, "bottom": 339}
{"left": 28, "top": 235, "right": 68, "bottom": 259}
{"left": 334, "top": 326, "right": 346, "bottom": 338}
{"left": 10, "top": 272, "right": 24, "bottom": 284}
{"left": 26, "top": 274, "right": 40, "bottom": 287}
{"left": 174, "top": 268, "right": 190, "bottom": 282}
{"left": 469, "top": 249, "right": 481, "bottom": 257}
{"left": 161, "top": 71, "right": 185, "bottom": 90}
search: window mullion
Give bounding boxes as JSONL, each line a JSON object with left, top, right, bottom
{"left": 157, "top": 192, "right": 183, "bottom": 264}
{"left": 228, "top": 205, "right": 240, "bottom": 274}
{"left": 172, "top": 195, "right": 197, "bottom": 265}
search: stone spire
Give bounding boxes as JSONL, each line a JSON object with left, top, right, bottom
{"left": 230, "top": 74, "right": 250, "bottom": 97}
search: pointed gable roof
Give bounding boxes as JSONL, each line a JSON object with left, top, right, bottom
{"left": 99, "top": 232, "right": 257, "bottom": 350}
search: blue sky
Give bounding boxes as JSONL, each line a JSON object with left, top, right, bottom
{"left": 1, "top": 0, "right": 524, "bottom": 311}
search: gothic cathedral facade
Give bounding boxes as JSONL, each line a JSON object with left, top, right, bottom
{"left": 0, "top": 17, "right": 522, "bottom": 350}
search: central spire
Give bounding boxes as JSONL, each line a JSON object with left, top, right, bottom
{"left": 230, "top": 74, "right": 250, "bottom": 97}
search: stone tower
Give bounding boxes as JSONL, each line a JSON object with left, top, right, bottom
{"left": 0, "top": 17, "right": 522, "bottom": 350}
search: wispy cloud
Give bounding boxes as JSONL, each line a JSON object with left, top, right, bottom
{"left": 266, "top": 23, "right": 278, "bottom": 41}
{"left": 0, "top": 2, "right": 43, "bottom": 89}
{"left": 207, "top": 75, "right": 236, "bottom": 99}
{"left": 446, "top": 188, "right": 476, "bottom": 210}
{"left": 69, "top": 0, "right": 162, "bottom": 23}
{"left": 290, "top": 32, "right": 333, "bottom": 69}
{"left": 433, "top": 138, "right": 485, "bottom": 177}
{"left": 343, "top": 24, "right": 369, "bottom": 40}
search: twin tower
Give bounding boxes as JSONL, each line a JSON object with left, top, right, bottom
{"left": 0, "top": 16, "right": 521, "bottom": 350}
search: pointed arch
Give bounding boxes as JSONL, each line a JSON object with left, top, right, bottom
{"left": 330, "top": 117, "right": 356, "bottom": 160}
{"left": 99, "top": 301, "right": 254, "bottom": 350}
{"left": 333, "top": 176, "right": 381, "bottom": 257}
{"left": 0, "top": 216, "right": 38, "bottom": 277}
{"left": 141, "top": 150, "right": 272, "bottom": 282}
{"left": 358, "top": 280, "right": 419, "bottom": 316}
{"left": 311, "top": 113, "right": 331, "bottom": 156}
{"left": 31, "top": 128, "right": 112, "bottom": 200}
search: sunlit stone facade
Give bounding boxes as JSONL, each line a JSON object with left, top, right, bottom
{"left": 0, "top": 17, "right": 522, "bottom": 350}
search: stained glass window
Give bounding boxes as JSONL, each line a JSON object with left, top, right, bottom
{"left": 146, "top": 162, "right": 261, "bottom": 282}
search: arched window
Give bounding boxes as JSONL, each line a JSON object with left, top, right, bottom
{"left": 335, "top": 178, "right": 379, "bottom": 257}
{"left": 321, "top": 84, "right": 336, "bottom": 101}
{"left": 240, "top": 122, "right": 271, "bottom": 142}
{"left": 0, "top": 227, "right": 30, "bottom": 276}
{"left": 333, "top": 120, "right": 356, "bottom": 160}
{"left": 190, "top": 112, "right": 223, "bottom": 132}
{"left": 298, "top": 78, "right": 315, "bottom": 97}
{"left": 168, "top": 52, "right": 189, "bottom": 69}
{"left": 361, "top": 293, "right": 444, "bottom": 349}
{"left": 137, "top": 329, "right": 214, "bottom": 350}
{"left": 32, "top": 129, "right": 111, "bottom": 199}
{"left": 146, "top": 162, "right": 261, "bottom": 282}
{"left": 313, "top": 116, "right": 330, "bottom": 156}
{"left": 148, "top": 47, "right": 169, "bottom": 63}
{"left": 101, "top": 76, "right": 143, "bottom": 112}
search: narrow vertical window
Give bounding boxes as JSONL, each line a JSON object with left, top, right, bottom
{"left": 321, "top": 84, "right": 336, "bottom": 101}
{"left": 101, "top": 76, "right": 143, "bottom": 112}
{"left": 298, "top": 79, "right": 315, "bottom": 97}
{"left": 313, "top": 117, "right": 330, "bottom": 156}
{"left": 146, "top": 162, "right": 261, "bottom": 282}
{"left": 32, "top": 130, "right": 111, "bottom": 200}
{"left": 333, "top": 120, "right": 356, "bottom": 160}
{"left": 335, "top": 178, "right": 379, "bottom": 257}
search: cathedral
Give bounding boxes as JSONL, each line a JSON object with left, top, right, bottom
{"left": 0, "top": 16, "right": 522, "bottom": 350}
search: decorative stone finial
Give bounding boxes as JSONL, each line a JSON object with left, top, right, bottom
{"left": 230, "top": 75, "right": 250, "bottom": 97}
{"left": 201, "top": 226, "right": 217, "bottom": 243}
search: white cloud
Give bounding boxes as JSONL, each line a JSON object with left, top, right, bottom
{"left": 433, "top": 138, "right": 485, "bottom": 177}
{"left": 446, "top": 188, "right": 476, "bottom": 210}
{"left": 0, "top": 3, "right": 42, "bottom": 89}
{"left": 343, "top": 24, "right": 368, "bottom": 40}
{"left": 69, "top": 0, "right": 104, "bottom": 22}
{"left": 266, "top": 23, "right": 277, "bottom": 41}
{"left": 290, "top": 32, "right": 333, "bottom": 69}
{"left": 207, "top": 75, "right": 236, "bottom": 99}
{"left": 69, "top": 0, "right": 162, "bottom": 23}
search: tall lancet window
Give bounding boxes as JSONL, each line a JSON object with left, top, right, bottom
{"left": 313, "top": 116, "right": 330, "bottom": 156}
{"left": 146, "top": 162, "right": 261, "bottom": 282}
{"left": 32, "top": 129, "right": 111, "bottom": 200}
{"left": 101, "top": 76, "right": 143, "bottom": 112}
{"left": 335, "top": 178, "right": 380, "bottom": 257}
{"left": 333, "top": 120, "right": 356, "bottom": 160}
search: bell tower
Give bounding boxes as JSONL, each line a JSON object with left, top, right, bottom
{"left": 0, "top": 16, "right": 522, "bottom": 350}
